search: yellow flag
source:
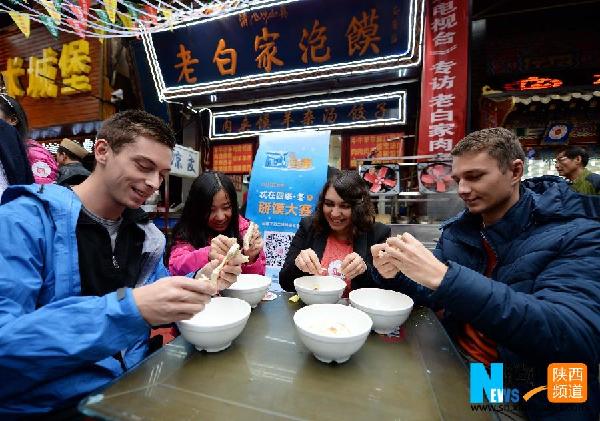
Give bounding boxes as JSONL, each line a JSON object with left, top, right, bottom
{"left": 105, "top": 0, "right": 117, "bottom": 24}
{"left": 118, "top": 11, "right": 134, "bottom": 29}
{"left": 40, "top": 0, "right": 61, "bottom": 25}
{"left": 9, "top": 12, "right": 31, "bottom": 39}
{"left": 161, "top": 8, "right": 174, "bottom": 31}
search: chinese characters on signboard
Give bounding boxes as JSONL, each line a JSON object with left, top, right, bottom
{"left": 417, "top": 0, "right": 468, "bottom": 155}
{"left": 146, "top": 0, "right": 424, "bottom": 98}
{"left": 1, "top": 40, "right": 92, "bottom": 99}
{"left": 212, "top": 143, "right": 254, "bottom": 173}
{"left": 170, "top": 144, "right": 200, "bottom": 178}
{"left": 349, "top": 133, "right": 405, "bottom": 168}
{"left": 212, "top": 91, "right": 406, "bottom": 139}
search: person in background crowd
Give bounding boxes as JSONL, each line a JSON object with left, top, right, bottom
{"left": 279, "top": 170, "right": 391, "bottom": 296}
{"left": 169, "top": 171, "right": 266, "bottom": 276}
{"left": 0, "top": 110, "right": 243, "bottom": 416}
{"left": 0, "top": 93, "right": 56, "bottom": 187}
{"left": 56, "top": 138, "right": 92, "bottom": 186}
{"left": 555, "top": 145, "right": 600, "bottom": 195}
{"left": 372, "top": 128, "right": 600, "bottom": 420}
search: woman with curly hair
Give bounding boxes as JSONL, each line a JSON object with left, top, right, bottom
{"left": 168, "top": 171, "right": 266, "bottom": 276}
{"left": 279, "top": 170, "right": 390, "bottom": 296}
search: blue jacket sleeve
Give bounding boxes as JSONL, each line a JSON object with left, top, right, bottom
{"left": 0, "top": 199, "right": 150, "bottom": 400}
{"left": 430, "top": 222, "right": 600, "bottom": 363}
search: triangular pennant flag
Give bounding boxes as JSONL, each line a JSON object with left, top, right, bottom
{"left": 161, "top": 8, "right": 174, "bottom": 31}
{"left": 118, "top": 11, "right": 134, "bottom": 30}
{"left": 39, "top": 14, "right": 59, "bottom": 38}
{"left": 40, "top": 0, "right": 61, "bottom": 25}
{"left": 104, "top": 0, "right": 117, "bottom": 24}
{"left": 9, "top": 12, "right": 30, "bottom": 39}
{"left": 123, "top": 2, "right": 140, "bottom": 22}
{"left": 6, "top": 0, "right": 28, "bottom": 6}
{"left": 67, "top": 4, "right": 88, "bottom": 38}
{"left": 77, "top": 0, "right": 90, "bottom": 17}
{"left": 94, "top": 8, "right": 109, "bottom": 42}
{"left": 141, "top": 5, "right": 158, "bottom": 28}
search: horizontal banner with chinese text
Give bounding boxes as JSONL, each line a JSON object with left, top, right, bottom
{"left": 144, "top": 0, "right": 424, "bottom": 98}
{"left": 211, "top": 91, "right": 407, "bottom": 139}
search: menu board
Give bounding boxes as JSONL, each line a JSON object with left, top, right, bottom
{"left": 349, "top": 133, "right": 405, "bottom": 168}
{"left": 212, "top": 143, "right": 254, "bottom": 173}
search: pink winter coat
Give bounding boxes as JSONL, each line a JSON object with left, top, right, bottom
{"left": 169, "top": 215, "right": 266, "bottom": 276}
{"left": 26, "top": 140, "right": 58, "bottom": 184}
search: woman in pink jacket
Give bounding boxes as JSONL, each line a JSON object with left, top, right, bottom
{"left": 168, "top": 171, "right": 266, "bottom": 276}
{"left": 0, "top": 94, "right": 58, "bottom": 184}
{"left": 26, "top": 139, "right": 58, "bottom": 184}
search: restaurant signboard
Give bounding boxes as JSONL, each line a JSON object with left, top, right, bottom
{"left": 142, "top": 0, "right": 424, "bottom": 100}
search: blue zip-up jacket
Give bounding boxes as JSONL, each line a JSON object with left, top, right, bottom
{"left": 375, "top": 176, "right": 600, "bottom": 420}
{"left": 0, "top": 184, "right": 170, "bottom": 414}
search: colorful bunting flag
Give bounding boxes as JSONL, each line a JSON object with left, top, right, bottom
{"left": 141, "top": 5, "right": 158, "bottom": 27}
{"left": 40, "top": 0, "right": 61, "bottom": 25}
{"left": 94, "top": 8, "right": 110, "bottom": 43}
{"left": 9, "top": 12, "right": 30, "bottom": 39}
{"left": 104, "top": 0, "right": 117, "bottom": 24}
{"left": 118, "top": 11, "right": 134, "bottom": 30}
{"left": 67, "top": 3, "right": 88, "bottom": 38}
{"left": 161, "top": 8, "right": 174, "bottom": 31}
{"left": 123, "top": 2, "right": 139, "bottom": 22}
{"left": 39, "top": 14, "right": 59, "bottom": 38}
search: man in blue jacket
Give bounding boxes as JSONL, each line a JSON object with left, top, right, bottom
{"left": 372, "top": 128, "right": 600, "bottom": 420}
{"left": 0, "top": 110, "right": 242, "bottom": 415}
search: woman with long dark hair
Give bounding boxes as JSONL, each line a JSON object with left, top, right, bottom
{"left": 0, "top": 94, "right": 57, "bottom": 186}
{"left": 279, "top": 170, "right": 391, "bottom": 296}
{"left": 0, "top": 95, "right": 34, "bottom": 197}
{"left": 169, "top": 171, "right": 266, "bottom": 276}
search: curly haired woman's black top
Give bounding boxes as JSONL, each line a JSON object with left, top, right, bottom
{"left": 278, "top": 216, "right": 391, "bottom": 292}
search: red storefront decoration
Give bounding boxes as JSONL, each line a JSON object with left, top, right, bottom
{"left": 212, "top": 143, "right": 254, "bottom": 173}
{"left": 349, "top": 132, "right": 405, "bottom": 168}
{"left": 417, "top": 0, "right": 469, "bottom": 155}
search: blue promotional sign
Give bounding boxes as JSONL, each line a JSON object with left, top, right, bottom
{"left": 143, "top": 0, "right": 424, "bottom": 99}
{"left": 211, "top": 90, "right": 406, "bottom": 139}
{"left": 246, "top": 130, "right": 330, "bottom": 283}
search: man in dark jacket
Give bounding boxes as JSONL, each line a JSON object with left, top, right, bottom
{"left": 372, "top": 128, "right": 600, "bottom": 420}
{"left": 55, "top": 138, "right": 92, "bottom": 186}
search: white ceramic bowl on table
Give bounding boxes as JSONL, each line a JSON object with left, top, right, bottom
{"left": 177, "top": 297, "right": 251, "bottom": 352}
{"left": 349, "top": 288, "right": 414, "bottom": 334}
{"left": 293, "top": 304, "right": 373, "bottom": 364}
{"left": 221, "top": 274, "right": 271, "bottom": 308}
{"left": 293, "top": 275, "right": 346, "bottom": 305}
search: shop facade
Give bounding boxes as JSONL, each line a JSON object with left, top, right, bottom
{"left": 139, "top": 0, "right": 474, "bottom": 230}
{"left": 470, "top": 3, "right": 600, "bottom": 177}
{"left": 0, "top": 22, "right": 117, "bottom": 153}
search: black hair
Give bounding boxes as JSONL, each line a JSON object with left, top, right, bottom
{"left": 0, "top": 94, "right": 29, "bottom": 141}
{"left": 312, "top": 170, "right": 375, "bottom": 240}
{"left": 559, "top": 146, "right": 590, "bottom": 167}
{"left": 169, "top": 171, "right": 241, "bottom": 255}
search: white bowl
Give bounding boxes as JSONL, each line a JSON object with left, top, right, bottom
{"left": 177, "top": 297, "right": 251, "bottom": 352}
{"left": 349, "top": 288, "right": 414, "bottom": 334}
{"left": 221, "top": 274, "right": 271, "bottom": 308}
{"left": 293, "top": 276, "right": 346, "bottom": 305}
{"left": 293, "top": 304, "right": 372, "bottom": 364}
